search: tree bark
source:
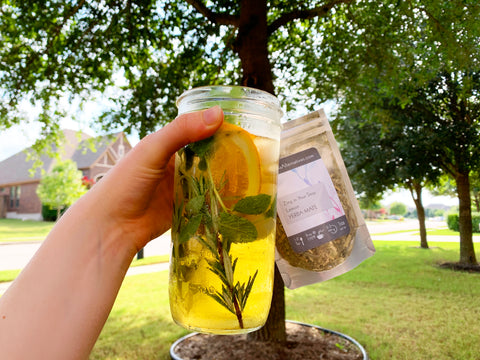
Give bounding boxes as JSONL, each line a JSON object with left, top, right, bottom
{"left": 410, "top": 182, "right": 429, "bottom": 249}
{"left": 234, "top": 0, "right": 275, "bottom": 94}
{"left": 456, "top": 171, "right": 478, "bottom": 265}
{"left": 247, "top": 265, "right": 286, "bottom": 343}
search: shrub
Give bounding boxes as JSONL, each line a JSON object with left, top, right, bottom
{"left": 447, "top": 212, "right": 480, "bottom": 233}
{"left": 41, "top": 204, "right": 67, "bottom": 222}
{"left": 447, "top": 213, "right": 459, "bottom": 231}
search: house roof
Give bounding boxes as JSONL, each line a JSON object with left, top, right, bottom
{"left": 0, "top": 130, "right": 127, "bottom": 186}
{"left": 72, "top": 133, "right": 123, "bottom": 169}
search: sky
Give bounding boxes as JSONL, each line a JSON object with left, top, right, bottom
{"left": 0, "top": 96, "right": 141, "bottom": 162}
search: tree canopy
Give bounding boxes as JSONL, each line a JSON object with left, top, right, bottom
{"left": 0, "top": 0, "right": 353, "bottom": 138}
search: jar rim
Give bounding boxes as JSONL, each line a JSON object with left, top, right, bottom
{"left": 176, "top": 85, "right": 282, "bottom": 110}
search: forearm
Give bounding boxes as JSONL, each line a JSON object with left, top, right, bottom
{"left": 0, "top": 191, "right": 137, "bottom": 359}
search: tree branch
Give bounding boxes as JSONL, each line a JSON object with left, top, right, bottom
{"left": 184, "top": 0, "right": 240, "bottom": 27}
{"left": 267, "top": 0, "right": 353, "bottom": 35}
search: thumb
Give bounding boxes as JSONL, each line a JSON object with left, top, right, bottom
{"left": 130, "top": 106, "right": 224, "bottom": 170}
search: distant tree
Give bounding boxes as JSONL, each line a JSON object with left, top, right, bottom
{"left": 333, "top": 105, "right": 439, "bottom": 249}
{"left": 389, "top": 202, "right": 407, "bottom": 216}
{"left": 428, "top": 175, "right": 457, "bottom": 199}
{"left": 335, "top": 69, "right": 480, "bottom": 261}
{"left": 36, "top": 160, "right": 87, "bottom": 220}
{"left": 469, "top": 172, "right": 480, "bottom": 213}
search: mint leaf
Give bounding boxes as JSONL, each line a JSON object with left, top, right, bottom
{"left": 265, "top": 196, "right": 277, "bottom": 218}
{"left": 179, "top": 214, "right": 203, "bottom": 244}
{"left": 183, "top": 147, "right": 195, "bottom": 170}
{"left": 198, "top": 157, "right": 208, "bottom": 171}
{"left": 187, "top": 136, "right": 214, "bottom": 157}
{"left": 219, "top": 212, "right": 257, "bottom": 243}
{"left": 233, "top": 194, "right": 271, "bottom": 215}
{"left": 186, "top": 195, "right": 205, "bottom": 215}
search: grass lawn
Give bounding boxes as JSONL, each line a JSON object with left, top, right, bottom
{"left": 0, "top": 218, "right": 54, "bottom": 243}
{"left": 2, "top": 219, "right": 479, "bottom": 358}
{"left": 0, "top": 269, "right": 22, "bottom": 283}
{"left": 89, "top": 240, "right": 480, "bottom": 360}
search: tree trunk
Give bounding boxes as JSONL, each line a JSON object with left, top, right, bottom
{"left": 410, "top": 182, "right": 429, "bottom": 249}
{"left": 234, "top": 0, "right": 286, "bottom": 342}
{"left": 235, "top": 0, "right": 275, "bottom": 94}
{"left": 247, "top": 265, "right": 287, "bottom": 343}
{"left": 456, "top": 172, "right": 478, "bottom": 265}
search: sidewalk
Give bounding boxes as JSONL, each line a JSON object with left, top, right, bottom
{"left": 0, "top": 262, "right": 170, "bottom": 296}
{"left": 366, "top": 220, "right": 480, "bottom": 243}
{"left": 371, "top": 231, "right": 480, "bottom": 242}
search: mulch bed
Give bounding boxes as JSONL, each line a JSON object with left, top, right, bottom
{"left": 438, "top": 261, "right": 480, "bottom": 273}
{"left": 171, "top": 321, "right": 365, "bottom": 360}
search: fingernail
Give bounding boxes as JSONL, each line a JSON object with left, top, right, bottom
{"left": 203, "top": 106, "right": 222, "bottom": 126}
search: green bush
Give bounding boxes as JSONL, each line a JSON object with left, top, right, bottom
{"left": 41, "top": 204, "right": 56, "bottom": 222}
{"left": 41, "top": 204, "right": 67, "bottom": 222}
{"left": 447, "top": 212, "right": 480, "bottom": 233}
{"left": 473, "top": 213, "right": 480, "bottom": 233}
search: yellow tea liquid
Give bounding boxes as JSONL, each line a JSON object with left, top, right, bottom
{"left": 170, "top": 124, "right": 279, "bottom": 334}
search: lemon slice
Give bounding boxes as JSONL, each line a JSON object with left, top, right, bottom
{"left": 209, "top": 123, "right": 261, "bottom": 207}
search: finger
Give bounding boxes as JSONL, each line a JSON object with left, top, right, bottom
{"left": 129, "top": 106, "right": 224, "bottom": 170}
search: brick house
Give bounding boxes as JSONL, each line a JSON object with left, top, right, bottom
{"left": 0, "top": 129, "right": 132, "bottom": 220}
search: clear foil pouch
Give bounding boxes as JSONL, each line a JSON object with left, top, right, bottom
{"left": 275, "top": 110, "right": 375, "bottom": 289}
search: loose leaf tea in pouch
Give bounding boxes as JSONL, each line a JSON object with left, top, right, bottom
{"left": 275, "top": 110, "right": 375, "bottom": 289}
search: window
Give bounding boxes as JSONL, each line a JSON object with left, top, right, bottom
{"left": 16, "top": 187, "right": 20, "bottom": 207}
{"left": 9, "top": 186, "right": 20, "bottom": 208}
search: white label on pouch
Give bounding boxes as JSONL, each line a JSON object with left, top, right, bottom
{"left": 277, "top": 147, "right": 350, "bottom": 253}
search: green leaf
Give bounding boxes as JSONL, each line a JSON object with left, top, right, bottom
{"left": 223, "top": 249, "right": 234, "bottom": 285}
{"left": 187, "top": 136, "right": 214, "bottom": 158}
{"left": 209, "top": 292, "right": 234, "bottom": 315}
{"left": 265, "top": 195, "right": 277, "bottom": 218}
{"left": 183, "top": 147, "right": 195, "bottom": 171}
{"left": 179, "top": 214, "right": 203, "bottom": 244}
{"left": 241, "top": 270, "right": 258, "bottom": 310}
{"left": 198, "top": 157, "right": 208, "bottom": 171}
{"left": 218, "top": 212, "right": 257, "bottom": 243}
{"left": 186, "top": 195, "right": 205, "bottom": 215}
{"left": 233, "top": 194, "right": 271, "bottom": 215}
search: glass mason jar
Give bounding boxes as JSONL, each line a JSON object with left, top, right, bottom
{"left": 169, "top": 85, "right": 283, "bottom": 334}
